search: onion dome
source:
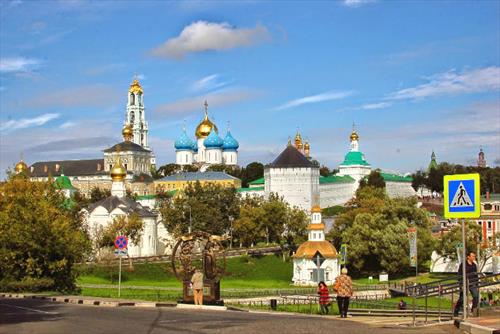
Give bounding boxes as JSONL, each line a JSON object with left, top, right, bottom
{"left": 15, "top": 159, "right": 28, "bottom": 174}
{"left": 294, "top": 132, "right": 303, "bottom": 149}
{"left": 203, "top": 129, "right": 223, "bottom": 148}
{"left": 110, "top": 158, "right": 127, "bottom": 181}
{"left": 350, "top": 130, "right": 359, "bottom": 141}
{"left": 192, "top": 141, "right": 198, "bottom": 153}
{"left": 122, "top": 124, "right": 133, "bottom": 141}
{"left": 129, "top": 79, "right": 143, "bottom": 94}
{"left": 294, "top": 241, "right": 337, "bottom": 259}
{"left": 222, "top": 131, "right": 239, "bottom": 151}
{"left": 175, "top": 129, "right": 195, "bottom": 151}
{"left": 195, "top": 101, "right": 218, "bottom": 139}
{"left": 311, "top": 205, "right": 321, "bottom": 213}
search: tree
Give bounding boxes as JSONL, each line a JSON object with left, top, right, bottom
{"left": 90, "top": 187, "right": 111, "bottom": 203}
{"left": 97, "top": 213, "right": 144, "bottom": 249}
{"left": 320, "top": 166, "right": 330, "bottom": 177}
{"left": 327, "top": 186, "right": 434, "bottom": 275}
{"left": 159, "top": 182, "right": 240, "bottom": 237}
{"left": 243, "top": 162, "right": 264, "bottom": 187}
{"left": 359, "top": 169, "right": 386, "bottom": 189}
{"left": 0, "top": 175, "right": 89, "bottom": 291}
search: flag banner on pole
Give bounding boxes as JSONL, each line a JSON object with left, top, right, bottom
{"left": 408, "top": 227, "right": 417, "bottom": 267}
{"left": 340, "top": 244, "right": 347, "bottom": 265}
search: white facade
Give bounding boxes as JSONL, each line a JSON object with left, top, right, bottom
{"left": 205, "top": 148, "right": 222, "bottom": 164}
{"left": 264, "top": 167, "right": 320, "bottom": 211}
{"left": 319, "top": 181, "right": 357, "bottom": 208}
{"left": 176, "top": 150, "right": 194, "bottom": 166}
{"left": 386, "top": 181, "right": 418, "bottom": 198}
{"left": 223, "top": 150, "right": 238, "bottom": 166}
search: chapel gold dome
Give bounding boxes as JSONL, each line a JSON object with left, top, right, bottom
{"left": 15, "top": 160, "right": 28, "bottom": 174}
{"left": 110, "top": 161, "right": 127, "bottom": 181}
{"left": 129, "top": 79, "right": 143, "bottom": 94}
{"left": 122, "top": 124, "right": 133, "bottom": 141}
{"left": 195, "top": 114, "right": 218, "bottom": 139}
{"left": 350, "top": 131, "right": 359, "bottom": 141}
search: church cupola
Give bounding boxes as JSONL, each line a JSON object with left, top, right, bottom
{"left": 122, "top": 124, "right": 133, "bottom": 142}
{"left": 195, "top": 101, "right": 218, "bottom": 139}
{"left": 304, "top": 140, "right": 310, "bottom": 158}
{"left": 175, "top": 127, "right": 195, "bottom": 166}
{"left": 15, "top": 154, "right": 29, "bottom": 175}
{"left": 125, "top": 77, "right": 149, "bottom": 150}
{"left": 349, "top": 123, "right": 359, "bottom": 152}
{"left": 294, "top": 131, "right": 303, "bottom": 151}
{"left": 204, "top": 129, "right": 223, "bottom": 164}
{"left": 222, "top": 126, "right": 239, "bottom": 166}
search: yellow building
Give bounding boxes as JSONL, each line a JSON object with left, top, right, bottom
{"left": 155, "top": 171, "right": 241, "bottom": 192}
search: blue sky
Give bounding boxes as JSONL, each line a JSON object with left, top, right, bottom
{"left": 1, "top": 0, "right": 499, "bottom": 178}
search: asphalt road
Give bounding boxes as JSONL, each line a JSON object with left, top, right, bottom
{"left": 0, "top": 298, "right": 460, "bottom": 334}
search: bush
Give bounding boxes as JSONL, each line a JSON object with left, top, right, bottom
{"left": 0, "top": 277, "right": 55, "bottom": 292}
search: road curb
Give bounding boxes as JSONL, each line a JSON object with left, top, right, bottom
{"left": 0, "top": 293, "right": 176, "bottom": 309}
{"left": 457, "top": 319, "right": 500, "bottom": 334}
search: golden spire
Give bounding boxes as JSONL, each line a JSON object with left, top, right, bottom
{"left": 195, "top": 100, "right": 218, "bottom": 139}
{"left": 129, "top": 78, "right": 143, "bottom": 94}
{"left": 350, "top": 122, "right": 359, "bottom": 142}
{"left": 15, "top": 152, "right": 29, "bottom": 175}
{"left": 287, "top": 136, "right": 292, "bottom": 146}
{"left": 110, "top": 145, "right": 126, "bottom": 181}
{"left": 122, "top": 123, "right": 133, "bottom": 141}
{"left": 294, "top": 129, "right": 303, "bottom": 150}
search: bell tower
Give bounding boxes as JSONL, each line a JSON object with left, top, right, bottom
{"left": 125, "top": 78, "right": 149, "bottom": 150}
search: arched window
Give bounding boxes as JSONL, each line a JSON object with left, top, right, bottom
{"left": 130, "top": 93, "right": 135, "bottom": 105}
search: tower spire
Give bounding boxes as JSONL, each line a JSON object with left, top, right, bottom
{"left": 204, "top": 100, "right": 209, "bottom": 116}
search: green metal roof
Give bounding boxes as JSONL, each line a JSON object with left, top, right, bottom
{"left": 137, "top": 194, "right": 156, "bottom": 200}
{"left": 339, "top": 151, "right": 370, "bottom": 166}
{"left": 237, "top": 186, "right": 264, "bottom": 193}
{"left": 380, "top": 172, "right": 413, "bottom": 183}
{"left": 248, "top": 177, "right": 265, "bottom": 185}
{"left": 54, "top": 174, "right": 75, "bottom": 190}
{"left": 319, "top": 175, "right": 355, "bottom": 184}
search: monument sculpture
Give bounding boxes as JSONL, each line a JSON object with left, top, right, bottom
{"left": 171, "top": 231, "right": 226, "bottom": 305}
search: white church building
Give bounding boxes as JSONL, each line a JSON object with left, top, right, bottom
{"left": 293, "top": 205, "right": 340, "bottom": 285}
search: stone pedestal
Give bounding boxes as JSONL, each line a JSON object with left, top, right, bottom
{"left": 180, "top": 279, "right": 223, "bottom": 306}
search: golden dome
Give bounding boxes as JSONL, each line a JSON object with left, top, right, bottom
{"left": 129, "top": 79, "right": 143, "bottom": 94}
{"left": 195, "top": 102, "right": 218, "bottom": 139}
{"left": 304, "top": 141, "right": 310, "bottom": 150}
{"left": 350, "top": 131, "right": 359, "bottom": 141}
{"left": 311, "top": 205, "right": 321, "bottom": 213}
{"left": 15, "top": 160, "right": 28, "bottom": 174}
{"left": 294, "top": 241, "right": 338, "bottom": 259}
{"left": 122, "top": 124, "right": 133, "bottom": 141}
{"left": 110, "top": 158, "right": 126, "bottom": 181}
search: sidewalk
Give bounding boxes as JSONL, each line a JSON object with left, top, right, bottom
{"left": 458, "top": 308, "right": 500, "bottom": 334}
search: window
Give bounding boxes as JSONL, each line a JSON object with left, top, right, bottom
{"left": 488, "top": 221, "right": 492, "bottom": 229}
{"left": 310, "top": 271, "right": 314, "bottom": 280}
{"left": 130, "top": 93, "right": 135, "bottom": 105}
{"left": 326, "top": 272, "right": 330, "bottom": 281}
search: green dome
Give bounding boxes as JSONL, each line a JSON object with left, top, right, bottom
{"left": 54, "top": 174, "right": 75, "bottom": 190}
{"left": 340, "top": 151, "right": 370, "bottom": 166}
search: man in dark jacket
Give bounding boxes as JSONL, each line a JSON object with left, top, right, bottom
{"left": 453, "top": 251, "right": 479, "bottom": 316}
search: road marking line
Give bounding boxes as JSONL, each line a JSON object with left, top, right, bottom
{"left": 0, "top": 303, "right": 59, "bottom": 315}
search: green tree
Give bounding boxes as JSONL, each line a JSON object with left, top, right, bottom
{"left": 159, "top": 182, "right": 240, "bottom": 237}
{"left": 243, "top": 162, "right": 264, "bottom": 187}
{"left": 0, "top": 175, "right": 89, "bottom": 291}
{"left": 320, "top": 165, "right": 330, "bottom": 177}
{"left": 360, "top": 169, "right": 386, "bottom": 189}
{"left": 90, "top": 187, "right": 111, "bottom": 203}
{"left": 327, "top": 186, "right": 434, "bottom": 275}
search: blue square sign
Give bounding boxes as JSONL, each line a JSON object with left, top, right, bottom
{"left": 443, "top": 173, "right": 480, "bottom": 219}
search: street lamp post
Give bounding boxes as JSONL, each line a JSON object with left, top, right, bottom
{"left": 229, "top": 216, "right": 234, "bottom": 249}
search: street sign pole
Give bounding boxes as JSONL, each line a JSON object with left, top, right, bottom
{"left": 118, "top": 254, "right": 122, "bottom": 298}
{"left": 461, "top": 219, "right": 467, "bottom": 320}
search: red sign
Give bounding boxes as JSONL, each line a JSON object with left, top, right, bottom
{"left": 114, "top": 235, "right": 128, "bottom": 249}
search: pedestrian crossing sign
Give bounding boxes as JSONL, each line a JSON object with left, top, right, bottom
{"left": 443, "top": 173, "right": 480, "bottom": 218}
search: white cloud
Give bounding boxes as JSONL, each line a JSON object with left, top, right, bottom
{"left": 155, "top": 89, "right": 258, "bottom": 116}
{"left": 1, "top": 113, "right": 59, "bottom": 131}
{"left": 20, "top": 84, "right": 121, "bottom": 109}
{"left": 0, "top": 57, "right": 41, "bottom": 73}
{"left": 274, "top": 90, "right": 353, "bottom": 111}
{"left": 59, "top": 121, "right": 76, "bottom": 129}
{"left": 191, "top": 74, "right": 228, "bottom": 92}
{"left": 150, "top": 21, "right": 271, "bottom": 59}
{"left": 387, "top": 67, "right": 500, "bottom": 100}
{"left": 342, "top": 0, "right": 376, "bottom": 7}
{"left": 359, "top": 102, "right": 392, "bottom": 110}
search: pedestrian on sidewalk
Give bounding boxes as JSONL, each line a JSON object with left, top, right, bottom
{"left": 334, "top": 267, "right": 353, "bottom": 318}
{"left": 317, "top": 281, "right": 330, "bottom": 315}
{"left": 453, "top": 251, "right": 479, "bottom": 317}
{"left": 191, "top": 269, "right": 204, "bottom": 306}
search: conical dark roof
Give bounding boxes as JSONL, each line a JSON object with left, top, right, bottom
{"left": 270, "top": 145, "right": 314, "bottom": 168}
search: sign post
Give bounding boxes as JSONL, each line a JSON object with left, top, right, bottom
{"left": 443, "top": 173, "right": 480, "bottom": 321}
{"left": 114, "top": 235, "right": 128, "bottom": 298}
{"left": 408, "top": 227, "right": 418, "bottom": 277}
